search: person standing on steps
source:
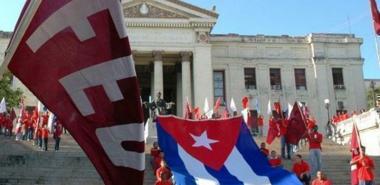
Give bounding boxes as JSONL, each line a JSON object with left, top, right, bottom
{"left": 53, "top": 122, "right": 63, "bottom": 151}
{"left": 41, "top": 124, "right": 49, "bottom": 151}
{"left": 307, "top": 125, "right": 323, "bottom": 177}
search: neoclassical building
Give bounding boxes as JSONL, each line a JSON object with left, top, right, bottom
{"left": 1, "top": 0, "right": 367, "bottom": 130}
{"left": 124, "top": 0, "right": 366, "bottom": 128}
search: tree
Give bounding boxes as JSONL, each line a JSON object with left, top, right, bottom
{"left": 367, "top": 86, "right": 380, "bottom": 109}
{"left": 0, "top": 71, "right": 23, "bottom": 109}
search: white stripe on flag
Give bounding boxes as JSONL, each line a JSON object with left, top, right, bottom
{"left": 178, "top": 145, "right": 220, "bottom": 185}
{"left": 224, "top": 147, "right": 271, "bottom": 185}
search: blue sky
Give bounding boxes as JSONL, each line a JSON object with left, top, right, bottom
{"left": 1, "top": 0, "right": 379, "bottom": 79}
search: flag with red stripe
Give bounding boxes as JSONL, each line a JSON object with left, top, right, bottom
{"left": 370, "top": 0, "right": 380, "bottom": 35}
{"left": 2, "top": 1, "right": 144, "bottom": 185}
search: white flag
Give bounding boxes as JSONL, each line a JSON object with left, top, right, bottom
{"left": 144, "top": 118, "right": 151, "bottom": 142}
{"left": 203, "top": 98, "right": 209, "bottom": 113}
{"left": 47, "top": 111, "right": 55, "bottom": 132}
{"left": 0, "top": 98, "right": 7, "bottom": 113}
{"left": 267, "top": 99, "right": 272, "bottom": 115}
{"left": 203, "top": 98, "right": 213, "bottom": 118}
{"left": 287, "top": 103, "right": 293, "bottom": 118}
{"left": 37, "top": 101, "right": 44, "bottom": 112}
{"left": 241, "top": 109, "right": 249, "bottom": 124}
{"left": 230, "top": 98, "right": 237, "bottom": 112}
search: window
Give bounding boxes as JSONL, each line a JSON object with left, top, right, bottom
{"left": 332, "top": 68, "right": 345, "bottom": 89}
{"left": 337, "top": 101, "right": 344, "bottom": 110}
{"left": 213, "top": 71, "right": 225, "bottom": 103}
{"left": 270, "top": 68, "right": 282, "bottom": 90}
{"left": 294, "top": 68, "right": 307, "bottom": 90}
{"left": 244, "top": 68, "right": 256, "bottom": 90}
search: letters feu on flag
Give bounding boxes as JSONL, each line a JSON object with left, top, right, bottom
{"left": 2, "top": 1, "right": 144, "bottom": 185}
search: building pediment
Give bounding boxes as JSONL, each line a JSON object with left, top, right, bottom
{"left": 124, "top": 2, "right": 191, "bottom": 19}
{"left": 122, "top": 0, "right": 218, "bottom": 29}
{"left": 123, "top": 0, "right": 218, "bottom": 19}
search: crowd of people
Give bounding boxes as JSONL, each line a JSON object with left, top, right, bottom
{"left": 144, "top": 92, "right": 376, "bottom": 185}
{"left": 0, "top": 107, "right": 64, "bottom": 152}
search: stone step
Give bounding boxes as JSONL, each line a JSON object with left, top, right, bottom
{"left": 2, "top": 134, "right": 380, "bottom": 185}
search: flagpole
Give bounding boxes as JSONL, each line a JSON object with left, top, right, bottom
{"left": 375, "top": 34, "right": 380, "bottom": 68}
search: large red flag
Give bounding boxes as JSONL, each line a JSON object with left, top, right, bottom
{"left": 370, "top": 0, "right": 380, "bottom": 35}
{"left": 3, "top": 1, "right": 144, "bottom": 185}
{"left": 285, "top": 102, "right": 307, "bottom": 145}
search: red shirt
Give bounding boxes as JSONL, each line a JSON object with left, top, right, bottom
{"left": 292, "top": 160, "right": 310, "bottom": 176}
{"left": 279, "top": 119, "right": 288, "bottom": 136}
{"left": 311, "top": 179, "right": 332, "bottom": 185}
{"left": 260, "top": 148, "right": 269, "bottom": 156}
{"left": 257, "top": 117, "right": 264, "bottom": 126}
{"left": 41, "top": 128, "right": 49, "bottom": 139}
{"left": 151, "top": 148, "right": 161, "bottom": 158}
{"left": 269, "top": 157, "right": 282, "bottom": 167}
{"left": 153, "top": 156, "right": 162, "bottom": 172}
{"left": 308, "top": 132, "right": 323, "bottom": 150}
{"left": 5, "top": 118, "right": 12, "bottom": 129}
{"left": 54, "top": 126, "right": 63, "bottom": 138}
{"left": 41, "top": 115, "right": 49, "bottom": 127}
{"left": 358, "top": 156, "right": 375, "bottom": 181}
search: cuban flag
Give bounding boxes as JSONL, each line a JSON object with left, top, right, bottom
{"left": 157, "top": 116, "right": 301, "bottom": 185}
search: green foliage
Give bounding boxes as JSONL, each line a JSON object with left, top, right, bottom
{"left": 367, "top": 87, "right": 380, "bottom": 109}
{"left": 0, "top": 71, "right": 23, "bottom": 109}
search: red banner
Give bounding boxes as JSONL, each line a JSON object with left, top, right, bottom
{"left": 5, "top": 1, "right": 144, "bottom": 185}
{"left": 285, "top": 102, "right": 307, "bottom": 145}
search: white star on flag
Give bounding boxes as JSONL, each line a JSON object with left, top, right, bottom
{"left": 190, "top": 131, "right": 219, "bottom": 150}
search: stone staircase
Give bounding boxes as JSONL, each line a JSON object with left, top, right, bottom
{"left": 259, "top": 136, "right": 380, "bottom": 185}
{"left": 0, "top": 134, "right": 379, "bottom": 185}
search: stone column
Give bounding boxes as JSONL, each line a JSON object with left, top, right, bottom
{"left": 153, "top": 51, "right": 164, "bottom": 98}
{"left": 181, "top": 51, "right": 192, "bottom": 106}
{"left": 193, "top": 45, "right": 213, "bottom": 107}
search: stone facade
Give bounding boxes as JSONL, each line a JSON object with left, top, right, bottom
{"left": 0, "top": 0, "right": 367, "bottom": 133}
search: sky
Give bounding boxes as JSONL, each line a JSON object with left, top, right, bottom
{"left": 0, "top": 0, "right": 379, "bottom": 79}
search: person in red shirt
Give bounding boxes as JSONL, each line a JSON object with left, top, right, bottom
{"left": 279, "top": 117, "right": 291, "bottom": 160}
{"left": 150, "top": 142, "right": 161, "bottom": 170}
{"left": 41, "top": 112, "right": 49, "bottom": 127}
{"left": 268, "top": 150, "right": 282, "bottom": 168}
{"left": 260, "top": 142, "right": 269, "bottom": 157}
{"left": 292, "top": 154, "right": 311, "bottom": 185}
{"left": 153, "top": 151, "right": 164, "bottom": 174}
{"left": 155, "top": 160, "right": 173, "bottom": 185}
{"left": 351, "top": 147, "right": 375, "bottom": 185}
{"left": 54, "top": 122, "right": 63, "bottom": 151}
{"left": 307, "top": 125, "right": 323, "bottom": 177}
{"left": 0, "top": 113, "right": 4, "bottom": 135}
{"left": 4, "top": 114, "right": 13, "bottom": 137}
{"left": 311, "top": 171, "right": 332, "bottom": 185}
{"left": 257, "top": 115, "right": 264, "bottom": 137}
{"left": 41, "top": 125, "right": 49, "bottom": 151}
{"left": 36, "top": 125, "right": 42, "bottom": 149}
